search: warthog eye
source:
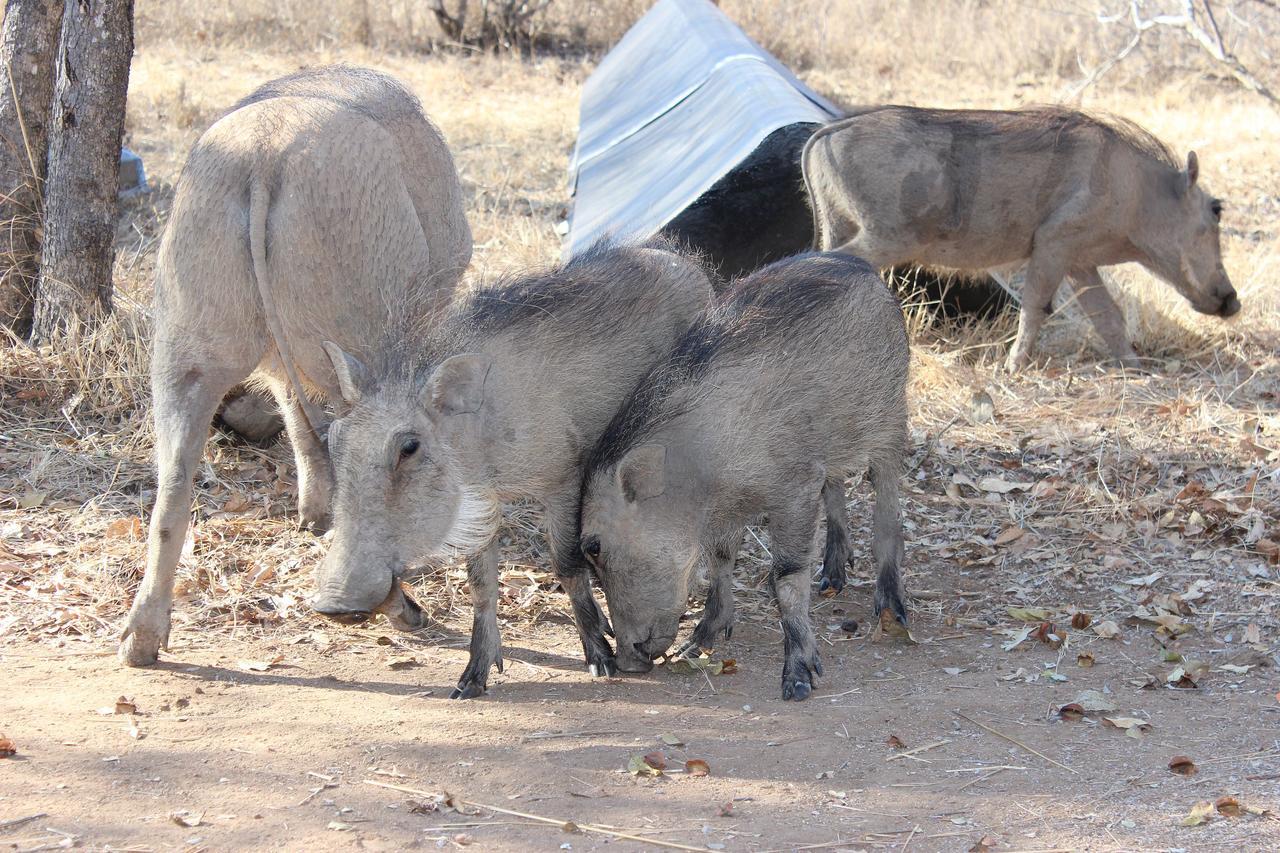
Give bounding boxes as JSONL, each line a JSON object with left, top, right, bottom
{"left": 400, "top": 438, "right": 420, "bottom": 459}
{"left": 1210, "top": 199, "right": 1223, "bottom": 220}
{"left": 581, "top": 535, "right": 601, "bottom": 567}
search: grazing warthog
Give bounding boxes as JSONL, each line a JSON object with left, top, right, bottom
{"left": 119, "top": 66, "right": 472, "bottom": 667}
{"left": 311, "top": 242, "right": 713, "bottom": 698}
{"left": 579, "top": 253, "right": 910, "bottom": 701}
{"left": 802, "top": 106, "right": 1238, "bottom": 369}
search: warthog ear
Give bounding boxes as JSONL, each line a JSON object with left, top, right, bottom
{"left": 618, "top": 444, "right": 666, "bottom": 503}
{"left": 1185, "top": 151, "right": 1199, "bottom": 191}
{"left": 427, "top": 353, "right": 492, "bottom": 416}
{"left": 323, "top": 341, "right": 368, "bottom": 405}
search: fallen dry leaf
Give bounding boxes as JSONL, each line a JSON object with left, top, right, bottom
{"left": 1169, "top": 755, "right": 1197, "bottom": 776}
{"left": 1000, "top": 625, "right": 1033, "bottom": 651}
{"left": 969, "top": 836, "right": 1000, "bottom": 853}
{"left": 1181, "top": 801, "right": 1215, "bottom": 827}
{"left": 978, "top": 476, "right": 1033, "bottom": 494}
{"left": 105, "top": 516, "right": 143, "bottom": 540}
{"left": 659, "top": 732, "right": 685, "bottom": 747}
{"left": 1030, "top": 621, "right": 1063, "bottom": 648}
{"left": 886, "top": 735, "right": 907, "bottom": 749}
{"left": 1073, "top": 690, "right": 1117, "bottom": 713}
{"left": 627, "top": 751, "right": 664, "bottom": 776}
{"left": 992, "top": 525, "right": 1024, "bottom": 546}
{"left": 1058, "top": 703, "right": 1085, "bottom": 721}
{"left": 1092, "top": 620, "right": 1121, "bottom": 639}
{"left": 114, "top": 696, "right": 138, "bottom": 715}
{"left": 1007, "top": 607, "right": 1052, "bottom": 622}
{"left": 0, "top": 734, "right": 15, "bottom": 757}
{"left": 171, "top": 810, "right": 203, "bottom": 828}
{"left": 237, "top": 654, "right": 285, "bottom": 672}
{"left": 386, "top": 656, "right": 418, "bottom": 670}
{"left": 665, "top": 656, "right": 727, "bottom": 676}
{"left": 1215, "top": 796, "right": 1242, "bottom": 817}
{"left": 718, "top": 801, "right": 734, "bottom": 817}
{"left": 874, "top": 609, "right": 916, "bottom": 643}
{"left": 1243, "top": 623, "right": 1262, "bottom": 645}
{"left": 1103, "top": 716, "right": 1153, "bottom": 738}
{"left": 1076, "top": 652, "right": 1095, "bottom": 668}
{"left": 685, "top": 759, "right": 710, "bottom": 777}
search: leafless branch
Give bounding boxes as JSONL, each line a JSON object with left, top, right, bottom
{"left": 1070, "top": 0, "right": 1278, "bottom": 112}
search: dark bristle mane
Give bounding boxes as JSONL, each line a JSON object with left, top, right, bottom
{"left": 586, "top": 252, "right": 876, "bottom": 476}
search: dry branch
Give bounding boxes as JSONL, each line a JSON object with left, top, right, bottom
{"left": 1072, "top": 1, "right": 1279, "bottom": 111}
{"left": 362, "top": 779, "right": 705, "bottom": 851}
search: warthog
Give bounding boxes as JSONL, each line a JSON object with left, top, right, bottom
{"left": 802, "top": 106, "right": 1238, "bottom": 369}
{"left": 311, "top": 242, "right": 714, "bottom": 698}
{"left": 119, "top": 66, "right": 472, "bottom": 667}
{"left": 579, "top": 252, "right": 910, "bottom": 701}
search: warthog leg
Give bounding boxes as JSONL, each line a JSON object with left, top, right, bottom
{"left": 264, "top": 376, "right": 335, "bottom": 533}
{"left": 769, "top": 492, "right": 824, "bottom": 701}
{"left": 869, "top": 459, "right": 908, "bottom": 626}
{"left": 819, "top": 479, "right": 853, "bottom": 594}
{"left": 1068, "top": 267, "right": 1142, "bottom": 369}
{"left": 451, "top": 542, "right": 503, "bottom": 699}
{"left": 1007, "top": 217, "right": 1076, "bottom": 370}
{"left": 544, "top": 491, "right": 617, "bottom": 678}
{"left": 121, "top": 358, "right": 243, "bottom": 666}
{"left": 679, "top": 526, "right": 745, "bottom": 657}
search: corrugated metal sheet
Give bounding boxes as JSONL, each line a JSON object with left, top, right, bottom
{"left": 564, "top": 0, "right": 839, "bottom": 258}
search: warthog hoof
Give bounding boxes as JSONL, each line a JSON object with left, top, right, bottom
{"left": 586, "top": 648, "right": 618, "bottom": 678}
{"left": 780, "top": 651, "right": 823, "bottom": 701}
{"left": 873, "top": 584, "right": 909, "bottom": 628}
{"left": 298, "top": 509, "right": 332, "bottom": 535}
{"left": 450, "top": 655, "right": 502, "bottom": 700}
{"left": 118, "top": 609, "right": 170, "bottom": 667}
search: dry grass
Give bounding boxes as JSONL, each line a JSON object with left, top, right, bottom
{"left": 1, "top": 2, "right": 1278, "bottom": 659}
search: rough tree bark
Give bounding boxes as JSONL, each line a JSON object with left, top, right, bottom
{"left": 30, "top": 0, "right": 134, "bottom": 344}
{"left": 0, "top": 0, "right": 62, "bottom": 336}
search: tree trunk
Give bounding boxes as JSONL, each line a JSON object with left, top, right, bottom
{"left": 30, "top": 0, "right": 133, "bottom": 344}
{"left": 0, "top": 0, "right": 62, "bottom": 337}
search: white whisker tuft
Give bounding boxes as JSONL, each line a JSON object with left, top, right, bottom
{"left": 438, "top": 486, "right": 501, "bottom": 556}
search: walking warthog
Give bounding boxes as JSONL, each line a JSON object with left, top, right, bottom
{"left": 119, "top": 66, "right": 472, "bottom": 667}
{"left": 310, "top": 242, "right": 713, "bottom": 698}
{"left": 579, "top": 253, "right": 910, "bottom": 701}
{"left": 802, "top": 106, "right": 1238, "bottom": 369}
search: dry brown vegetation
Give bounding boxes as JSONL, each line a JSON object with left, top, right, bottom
{"left": 2, "top": 2, "right": 1279, "bottom": 850}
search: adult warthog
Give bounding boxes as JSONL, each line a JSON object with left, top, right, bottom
{"left": 119, "top": 66, "right": 472, "bottom": 667}
{"left": 580, "top": 253, "right": 909, "bottom": 701}
{"left": 802, "top": 106, "right": 1238, "bottom": 369}
{"left": 311, "top": 242, "right": 713, "bottom": 698}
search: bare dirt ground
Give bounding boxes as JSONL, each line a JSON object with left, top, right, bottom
{"left": 4, "top": 7, "right": 1280, "bottom": 851}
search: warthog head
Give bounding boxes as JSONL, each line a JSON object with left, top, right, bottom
{"left": 1143, "top": 151, "right": 1239, "bottom": 319}
{"left": 310, "top": 342, "right": 500, "bottom": 627}
{"left": 580, "top": 445, "right": 703, "bottom": 673}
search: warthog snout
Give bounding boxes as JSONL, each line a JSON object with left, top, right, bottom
{"left": 310, "top": 601, "right": 373, "bottom": 625}
{"left": 616, "top": 629, "right": 676, "bottom": 673}
{"left": 1218, "top": 292, "right": 1241, "bottom": 318}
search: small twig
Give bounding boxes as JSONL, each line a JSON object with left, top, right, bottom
{"left": 886, "top": 739, "right": 951, "bottom": 762}
{"left": 901, "top": 824, "right": 920, "bottom": 852}
{"left": 953, "top": 711, "right": 1078, "bottom": 774}
{"left": 0, "top": 812, "right": 47, "bottom": 831}
{"left": 957, "top": 768, "right": 1005, "bottom": 791}
{"left": 362, "top": 780, "right": 705, "bottom": 851}
{"left": 517, "top": 730, "right": 617, "bottom": 742}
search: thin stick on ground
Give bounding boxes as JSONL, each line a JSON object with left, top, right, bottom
{"left": 886, "top": 738, "right": 951, "bottom": 762}
{"left": 361, "top": 779, "right": 707, "bottom": 851}
{"left": 0, "top": 813, "right": 48, "bottom": 831}
{"left": 953, "top": 711, "right": 1078, "bottom": 774}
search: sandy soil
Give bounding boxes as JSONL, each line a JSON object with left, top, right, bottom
{"left": 4, "top": 490, "right": 1279, "bottom": 852}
